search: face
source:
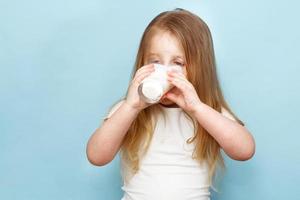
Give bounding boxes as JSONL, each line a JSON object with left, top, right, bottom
{"left": 145, "top": 30, "right": 187, "bottom": 106}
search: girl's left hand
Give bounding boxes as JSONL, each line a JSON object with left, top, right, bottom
{"left": 162, "top": 70, "right": 203, "bottom": 114}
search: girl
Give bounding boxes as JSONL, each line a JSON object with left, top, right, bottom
{"left": 86, "top": 8, "right": 255, "bottom": 200}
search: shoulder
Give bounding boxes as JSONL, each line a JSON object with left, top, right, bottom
{"left": 103, "top": 99, "right": 126, "bottom": 121}
{"left": 221, "top": 106, "right": 236, "bottom": 121}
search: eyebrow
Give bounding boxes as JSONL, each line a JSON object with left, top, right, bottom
{"left": 147, "top": 53, "right": 185, "bottom": 60}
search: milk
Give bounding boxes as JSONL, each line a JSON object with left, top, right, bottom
{"left": 138, "top": 64, "right": 183, "bottom": 104}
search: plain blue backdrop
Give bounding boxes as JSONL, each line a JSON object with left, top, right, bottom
{"left": 1, "top": 0, "right": 299, "bottom": 199}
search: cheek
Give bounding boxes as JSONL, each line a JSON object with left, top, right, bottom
{"left": 183, "top": 67, "right": 188, "bottom": 77}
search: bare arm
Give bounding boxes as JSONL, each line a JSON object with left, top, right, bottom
{"left": 164, "top": 68, "right": 255, "bottom": 161}
{"left": 86, "top": 63, "right": 155, "bottom": 166}
{"left": 86, "top": 101, "right": 140, "bottom": 166}
{"left": 193, "top": 103, "right": 255, "bottom": 161}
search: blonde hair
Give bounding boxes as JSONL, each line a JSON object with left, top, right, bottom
{"left": 117, "top": 8, "right": 245, "bottom": 191}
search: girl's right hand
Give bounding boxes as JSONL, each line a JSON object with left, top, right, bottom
{"left": 125, "top": 63, "right": 155, "bottom": 111}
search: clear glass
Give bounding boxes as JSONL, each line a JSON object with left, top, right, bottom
{"left": 138, "top": 64, "right": 183, "bottom": 104}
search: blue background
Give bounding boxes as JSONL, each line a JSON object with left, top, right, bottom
{"left": 1, "top": 0, "right": 299, "bottom": 199}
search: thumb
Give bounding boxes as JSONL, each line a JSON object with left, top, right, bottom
{"left": 165, "top": 93, "right": 177, "bottom": 102}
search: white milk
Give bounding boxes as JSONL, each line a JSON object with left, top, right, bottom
{"left": 138, "top": 64, "right": 183, "bottom": 104}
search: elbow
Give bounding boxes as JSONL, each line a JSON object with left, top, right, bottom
{"left": 236, "top": 146, "right": 255, "bottom": 161}
{"left": 229, "top": 148, "right": 255, "bottom": 161}
{"left": 86, "top": 144, "right": 113, "bottom": 166}
{"left": 234, "top": 136, "right": 256, "bottom": 161}
{"left": 86, "top": 151, "right": 112, "bottom": 166}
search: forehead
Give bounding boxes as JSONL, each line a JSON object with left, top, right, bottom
{"left": 146, "top": 30, "right": 185, "bottom": 59}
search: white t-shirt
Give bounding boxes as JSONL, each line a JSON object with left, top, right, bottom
{"left": 103, "top": 100, "right": 236, "bottom": 200}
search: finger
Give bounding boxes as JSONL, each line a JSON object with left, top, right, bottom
{"left": 165, "top": 92, "right": 184, "bottom": 108}
{"left": 167, "top": 76, "right": 189, "bottom": 93}
{"left": 134, "top": 67, "right": 155, "bottom": 80}
{"left": 165, "top": 92, "right": 178, "bottom": 102}
{"left": 135, "top": 68, "right": 154, "bottom": 78}
{"left": 168, "top": 71, "right": 188, "bottom": 82}
{"left": 168, "top": 73, "right": 186, "bottom": 83}
{"left": 133, "top": 70, "right": 154, "bottom": 85}
{"left": 136, "top": 64, "right": 155, "bottom": 73}
{"left": 142, "top": 63, "right": 155, "bottom": 68}
{"left": 168, "top": 72, "right": 193, "bottom": 88}
{"left": 164, "top": 86, "right": 180, "bottom": 96}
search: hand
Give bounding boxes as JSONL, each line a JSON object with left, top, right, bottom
{"left": 163, "top": 70, "right": 203, "bottom": 114}
{"left": 125, "top": 64, "right": 155, "bottom": 111}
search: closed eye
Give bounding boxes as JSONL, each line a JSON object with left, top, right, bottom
{"left": 150, "top": 60, "right": 160, "bottom": 64}
{"left": 174, "top": 61, "right": 184, "bottom": 66}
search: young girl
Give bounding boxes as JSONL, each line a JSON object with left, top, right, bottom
{"left": 86, "top": 8, "right": 255, "bottom": 200}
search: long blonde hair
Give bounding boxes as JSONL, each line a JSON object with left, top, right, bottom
{"left": 118, "top": 8, "right": 245, "bottom": 191}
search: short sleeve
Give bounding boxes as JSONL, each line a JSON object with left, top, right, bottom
{"left": 221, "top": 107, "right": 236, "bottom": 121}
{"left": 102, "top": 100, "right": 125, "bottom": 121}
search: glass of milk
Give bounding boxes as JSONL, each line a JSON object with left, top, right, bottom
{"left": 138, "top": 64, "right": 183, "bottom": 104}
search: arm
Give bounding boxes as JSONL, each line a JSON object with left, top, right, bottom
{"left": 86, "top": 63, "right": 155, "bottom": 166}
{"left": 165, "top": 69, "right": 255, "bottom": 161}
{"left": 86, "top": 101, "right": 140, "bottom": 166}
{"left": 192, "top": 103, "right": 256, "bottom": 161}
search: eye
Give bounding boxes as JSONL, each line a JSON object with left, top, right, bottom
{"left": 174, "top": 61, "right": 184, "bottom": 67}
{"left": 150, "top": 60, "right": 160, "bottom": 64}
